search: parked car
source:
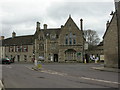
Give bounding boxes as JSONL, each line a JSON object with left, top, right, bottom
{"left": 1, "top": 58, "right": 11, "bottom": 64}
{"left": 10, "top": 58, "right": 14, "bottom": 63}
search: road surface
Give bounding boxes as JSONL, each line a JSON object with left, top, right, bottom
{"left": 2, "top": 63, "right": 119, "bottom": 88}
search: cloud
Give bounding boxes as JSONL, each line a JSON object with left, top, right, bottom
{"left": 0, "top": 0, "right": 115, "bottom": 40}
{"left": 45, "top": 1, "right": 114, "bottom": 39}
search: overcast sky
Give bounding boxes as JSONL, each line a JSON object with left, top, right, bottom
{"left": 0, "top": 0, "right": 115, "bottom": 40}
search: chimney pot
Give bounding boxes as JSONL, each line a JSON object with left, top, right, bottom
{"left": 12, "top": 31, "right": 16, "bottom": 38}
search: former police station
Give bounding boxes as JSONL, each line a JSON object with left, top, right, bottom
{"left": 0, "top": 16, "right": 86, "bottom": 63}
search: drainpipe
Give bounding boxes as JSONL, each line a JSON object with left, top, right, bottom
{"left": 80, "top": 18, "right": 85, "bottom": 63}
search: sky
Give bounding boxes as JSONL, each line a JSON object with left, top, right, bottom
{"left": 0, "top": 0, "right": 115, "bottom": 41}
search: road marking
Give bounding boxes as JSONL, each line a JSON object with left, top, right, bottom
{"left": 7, "top": 66, "right": 12, "bottom": 68}
{"left": 25, "top": 66, "right": 34, "bottom": 71}
{"left": 40, "top": 69, "right": 120, "bottom": 85}
{"left": 3, "top": 65, "right": 12, "bottom": 69}
{"left": 25, "top": 66, "right": 119, "bottom": 85}
{"left": 80, "top": 77, "right": 120, "bottom": 85}
{"left": 40, "top": 70, "right": 67, "bottom": 76}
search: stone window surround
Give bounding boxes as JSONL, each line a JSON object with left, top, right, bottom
{"left": 65, "top": 33, "right": 76, "bottom": 45}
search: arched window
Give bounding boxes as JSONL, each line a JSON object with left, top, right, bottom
{"left": 65, "top": 49, "right": 77, "bottom": 61}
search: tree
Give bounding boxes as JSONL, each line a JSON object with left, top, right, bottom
{"left": 83, "top": 29, "right": 100, "bottom": 50}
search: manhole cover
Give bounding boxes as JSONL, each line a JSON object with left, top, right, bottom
{"left": 38, "top": 77, "right": 45, "bottom": 79}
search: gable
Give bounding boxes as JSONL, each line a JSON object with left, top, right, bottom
{"left": 64, "top": 16, "right": 80, "bottom": 30}
{"left": 60, "top": 16, "right": 82, "bottom": 36}
{"left": 59, "top": 16, "right": 83, "bottom": 45}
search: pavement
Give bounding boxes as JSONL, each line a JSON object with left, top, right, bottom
{"left": 32, "top": 63, "right": 120, "bottom": 73}
{"left": 91, "top": 66, "right": 120, "bottom": 73}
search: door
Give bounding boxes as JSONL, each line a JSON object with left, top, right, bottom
{"left": 17, "top": 55, "right": 20, "bottom": 62}
{"left": 54, "top": 54, "right": 58, "bottom": 62}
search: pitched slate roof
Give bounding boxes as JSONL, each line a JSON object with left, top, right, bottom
{"left": 43, "top": 28, "right": 61, "bottom": 36}
{"left": 2, "top": 35, "right": 34, "bottom": 46}
{"left": 34, "top": 28, "right": 61, "bottom": 39}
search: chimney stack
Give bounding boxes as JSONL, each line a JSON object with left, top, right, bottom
{"left": 0, "top": 36, "right": 4, "bottom": 40}
{"left": 12, "top": 31, "right": 16, "bottom": 38}
{"left": 36, "top": 22, "right": 40, "bottom": 31}
{"left": 44, "top": 24, "right": 47, "bottom": 30}
{"left": 80, "top": 18, "right": 83, "bottom": 31}
{"left": 61, "top": 25, "right": 64, "bottom": 28}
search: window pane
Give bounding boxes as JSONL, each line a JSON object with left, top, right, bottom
{"left": 69, "top": 38, "right": 72, "bottom": 45}
{"left": 73, "top": 39, "right": 76, "bottom": 44}
{"left": 66, "top": 38, "right": 68, "bottom": 45}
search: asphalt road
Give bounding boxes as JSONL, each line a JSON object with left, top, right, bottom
{"left": 2, "top": 63, "right": 119, "bottom": 88}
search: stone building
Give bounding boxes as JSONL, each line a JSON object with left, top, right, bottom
{"left": 103, "top": 11, "right": 119, "bottom": 68}
{"left": 0, "top": 32, "right": 34, "bottom": 62}
{"left": 115, "top": 0, "right": 120, "bottom": 68}
{"left": 0, "top": 16, "right": 85, "bottom": 63}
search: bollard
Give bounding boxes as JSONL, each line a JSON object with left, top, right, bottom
{"left": 84, "top": 59, "right": 86, "bottom": 64}
{"left": 95, "top": 60, "right": 97, "bottom": 63}
{"left": 37, "top": 61, "right": 42, "bottom": 69}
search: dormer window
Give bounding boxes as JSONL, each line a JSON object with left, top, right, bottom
{"left": 39, "top": 35, "right": 43, "bottom": 40}
{"left": 51, "top": 34, "right": 56, "bottom": 40}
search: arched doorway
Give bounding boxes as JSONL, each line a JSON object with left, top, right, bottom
{"left": 65, "top": 49, "right": 77, "bottom": 61}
